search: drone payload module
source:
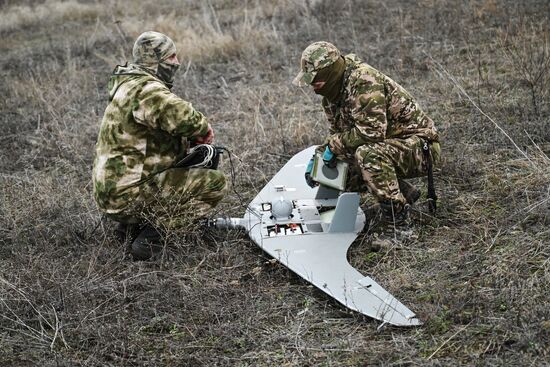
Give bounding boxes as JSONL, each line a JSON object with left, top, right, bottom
{"left": 215, "top": 146, "right": 421, "bottom": 327}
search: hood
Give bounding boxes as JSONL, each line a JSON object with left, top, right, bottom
{"left": 132, "top": 31, "right": 179, "bottom": 89}
{"left": 107, "top": 63, "right": 158, "bottom": 100}
{"left": 344, "top": 53, "right": 362, "bottom": 65}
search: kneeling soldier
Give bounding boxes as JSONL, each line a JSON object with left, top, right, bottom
{"left": 93, "top": 31, "right": 226, "bottom": 260}
{"left": 293, "top": 41, "right": 440, "bottom": 224}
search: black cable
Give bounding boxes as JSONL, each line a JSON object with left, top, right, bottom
{"left": 423, "top": 142, "right": 437, "bottom": 213}
{"left": 217, "top": 146, "right": 247, "bottom": 208}
{"left": 218, "top": 147, "right": 262, "bottom": 221}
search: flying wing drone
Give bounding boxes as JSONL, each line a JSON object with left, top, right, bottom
{"left": 215, "top": 146, "right": 421, "bottom": 327}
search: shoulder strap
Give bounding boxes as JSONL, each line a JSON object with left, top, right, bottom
{"left": 422, "top": 141, "right": 437, "bottom": 213}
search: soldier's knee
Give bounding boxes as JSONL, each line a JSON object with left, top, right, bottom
{"left": 355, "top": 144, "right": 383, "bottom": 164}
{"left": 355, "top": 145, "right": 367, "bottom": 163}
{"left": 208, "top": 170, "right": 227, "bottom": 192}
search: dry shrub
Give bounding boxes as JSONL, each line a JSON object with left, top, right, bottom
{"left": 115, "top": 3, "right": 283, "bottom": 63}
{"left": 0, "top": 0, "right": 100, "bottom": 32}
{"left": 499, "top": 20, "right": 550, "bottom": 117}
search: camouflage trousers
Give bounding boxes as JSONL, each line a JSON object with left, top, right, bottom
{"left": 107, "top": 168, "right": 226, "bottom": 228}
{"left": 348, "top": 136, "right": 440, "bottom": 205}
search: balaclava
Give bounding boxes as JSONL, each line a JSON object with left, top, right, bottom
{"left": 313, "top": 56, "right": 346, "bottom": 102}
{"left": 132, "top": 31, "right": 179, "bottom": 89}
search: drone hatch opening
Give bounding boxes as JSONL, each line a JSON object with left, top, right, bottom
{"left": 319, "top": 209, "right": 336, "bottom": 223}
{"left": 317, "top": 205, "right": 336, "bottom": 214}
{"left": 266, "top": 223, "right": 304, "bottom": 237}
{"left": 306, "top": 223, "right": 324, "bottom": 233}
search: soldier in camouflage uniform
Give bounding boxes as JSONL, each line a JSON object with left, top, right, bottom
{"left": 92, "top": 31, "right": 226, "bottom": 259}
{"left": 294, "top": 41, "right": 440, "bottom": 223}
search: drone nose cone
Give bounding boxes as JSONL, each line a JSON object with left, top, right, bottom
{"left": 271, "top": 199, "right": 293, "bottom": 220}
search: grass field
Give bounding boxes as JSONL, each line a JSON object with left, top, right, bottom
{"left": 1, "top": 0, "right": 549, "bottom": 365}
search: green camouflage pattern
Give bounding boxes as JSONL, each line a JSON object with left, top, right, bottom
{"left": 107, "top": 167, "right": 226, "bottom": 228}
{"left": 354, "top": 137, "right": 440, "bottom": 205}
{"left": 144, "top": 167, "right": 226, "bottom": 228}
{"left": 317, "top": 54, "right": 440, "bottom": 205}
{"left": 293, "top": 41, "right": 341, "bottom": 86}
{"left": 132, "top": 31, "right": 176, "bottom": 74}
{"left": 92, "top": 63, "right": 223, "bottom": 224}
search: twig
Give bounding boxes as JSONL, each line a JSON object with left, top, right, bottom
{"left": 50, "top": 305, "right": 60, "bottom": 350}
{"left": 427, "top": 321, "right": 472, "bottom": 360}
{"left": 293, "top": 308, "right": 307, "bottom": 357}
{"left": 484, "top": 228, "right": 502, "bottom": 253}
{"left": 265, "top": 152, "right": 292, "bottom": 159}
{"left": 524, "top": 129, "right": 549, "bottom": 161}
{"left": 182, "top": 59, "right": 192, "bottom": 79}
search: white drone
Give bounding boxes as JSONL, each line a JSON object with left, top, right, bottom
{"left": 214, "top": 146, "right": 421, "bottom": 327}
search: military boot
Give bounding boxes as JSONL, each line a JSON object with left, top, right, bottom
{"left": 114, "top": 222, "right": 141, "bottom": 243}
{"left": 379, "top": 201, "right": 410, "bottom": 225}
{"left": 131, "top": 225, "right": 163, "bottom": 261}
{"left": 398, "top": 179, "right": 421, "bottom": 205}
{"left": 365, "top": 200, "right": 410, "bottom": 226}
{"left": 364, "top": 203, "right": 384, "bottom": 223}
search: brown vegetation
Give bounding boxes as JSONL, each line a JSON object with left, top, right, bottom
{"left": 0, "top": 0, "right": 548, "bottom": 365}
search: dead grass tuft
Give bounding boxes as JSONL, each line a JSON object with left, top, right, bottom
{"left": 0, "top": 0, "right": 100, "bottom": 33}
{"left": 118, "top": 6, "right": 281, "bottom": 63}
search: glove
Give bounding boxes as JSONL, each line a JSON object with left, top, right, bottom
{"left": 304, "top": 157, "right": 317, "bottom": 188}
{"left": 322, "top": 146, "right": 337, "bottom": 168}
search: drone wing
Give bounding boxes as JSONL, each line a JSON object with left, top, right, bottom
{"left": 238, "top": 146, "right": 421, "bottom": 326}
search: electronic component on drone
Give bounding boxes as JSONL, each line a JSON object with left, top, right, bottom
{"left": 311, "top": 152, "right": 349, "bottom": 191}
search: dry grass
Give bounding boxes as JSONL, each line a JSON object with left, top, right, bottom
{"left": 0, "top": 0, "right": 100, "bottom": 32}
{"left": 0, "top": 0, "right": 549, "bottom": 366}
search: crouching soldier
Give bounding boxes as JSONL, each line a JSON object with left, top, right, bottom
{"left": 92, "top": 31, "right": 226, "bottom": 260}
{"left": 293, "top": 41, "right": 440, "bottom": 224}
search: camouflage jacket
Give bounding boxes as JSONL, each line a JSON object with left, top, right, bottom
{"left": 322, "top": 54, "right": 439, "bottom": 156}
{"left": 92, "top": 64, "right": 208, "bottom": 214}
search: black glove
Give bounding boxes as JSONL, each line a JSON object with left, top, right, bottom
{"left": 305, "top": 172, "right": 317, "bottom": 188}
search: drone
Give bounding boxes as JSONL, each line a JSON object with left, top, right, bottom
{"left": 212, "top": 146, "right": 421, "bottom": 327}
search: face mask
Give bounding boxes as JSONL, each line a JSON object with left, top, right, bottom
{"left": 157, "top": 61, "right": 180, "bottom": 89}
{"left": 313, "top": 57, "right": 346, "bottom": 102}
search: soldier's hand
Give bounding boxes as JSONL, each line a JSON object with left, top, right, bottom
{"left": 322, "top": 146, "right": 337, "bottom": 168}
{"left": 305, "top": 172, "right": 318, "bottom": 188}
{"left": 195, "top": 124, "right": 214, "bottom": 145}
{"left": 304, "top": 157, "right": 318, "bottom": 188}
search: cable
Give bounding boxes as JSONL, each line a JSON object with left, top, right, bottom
{"left": 174, "top": 144, "right": 216, "bottom": 169}
{"left": 218, "top": 146, "right": 245, "bottom": 204}
{"left": 190, "top": 144, "right": 215, "bottom": 168}
{"left": 218, "top": 146, "right": 261, "bottom": 220}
